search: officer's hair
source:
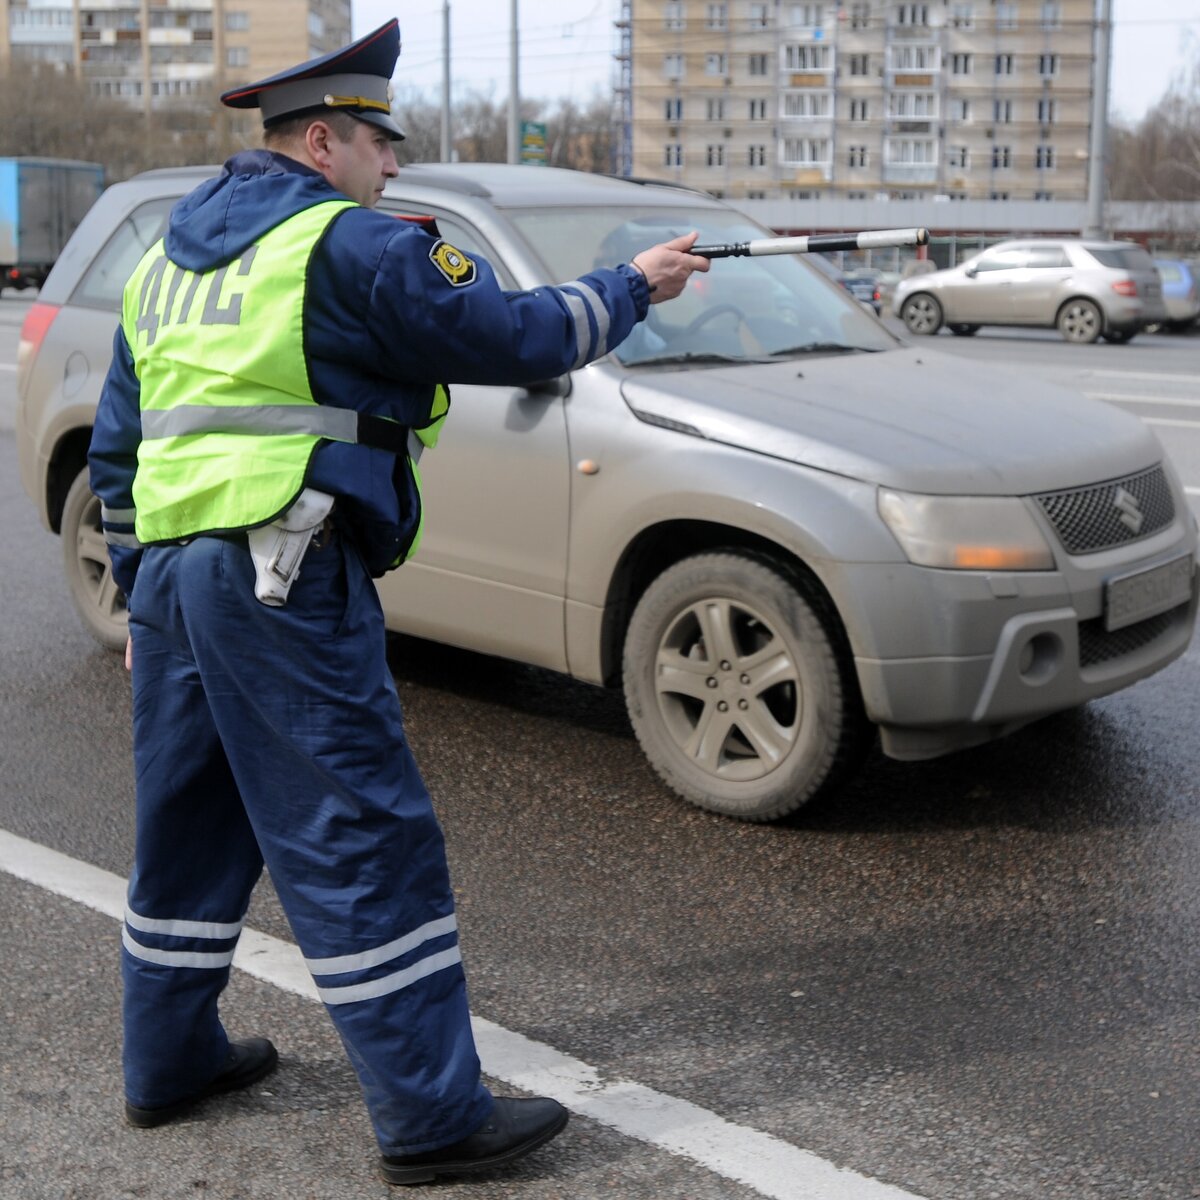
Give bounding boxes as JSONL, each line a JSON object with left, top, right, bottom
{"left": 263, "top": 110, "right": 360, "bottom": 148}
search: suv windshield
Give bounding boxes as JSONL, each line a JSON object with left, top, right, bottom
{"left": 505, "top": 205, "right": 897, "bottom": 366}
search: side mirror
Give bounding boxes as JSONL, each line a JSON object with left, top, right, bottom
{"left": 964, "top": 266, "right": 978, "bottom": 278}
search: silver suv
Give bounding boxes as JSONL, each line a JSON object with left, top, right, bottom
{"left": 894, "top": 238, "right": 1167, "bottom": 343}
{"left": 16, "top": 165, "right": 1198, "bottom": 821}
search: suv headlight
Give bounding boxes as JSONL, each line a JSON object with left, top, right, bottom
{"left": 878, "top": 488, "right": 1055, "bottom": 570}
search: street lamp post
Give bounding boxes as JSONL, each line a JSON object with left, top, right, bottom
{"left": 1084, "top": 0, "right": 1114, "bottom": 238}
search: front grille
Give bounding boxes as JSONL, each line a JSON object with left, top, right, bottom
{"left": 1035, "top": 465, "right": 1175, "bottom": 554}
{"left": 1077, "top": 603, "right": 1188, "bottom": 668}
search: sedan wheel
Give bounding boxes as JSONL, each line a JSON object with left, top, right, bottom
{"left": 1057, "top": 298, "right": 1102, "bottom": 344}
{"left": 900, "top": 293, "right": 943, "bottom": 336}
{"left": 62, "top": 466, "right": 128, "bottom": 652}
{"left": 622, "top": 551, "right": 868, "bottom": 821}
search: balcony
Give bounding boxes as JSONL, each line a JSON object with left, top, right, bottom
{"left": 882, "top": 164, "right": 939, "bottom": 184}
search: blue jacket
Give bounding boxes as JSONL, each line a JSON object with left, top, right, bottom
{"left": 90, "top": 150, "right": 651, "bottom": 591}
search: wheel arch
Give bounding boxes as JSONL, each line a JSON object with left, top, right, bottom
{"left": 598, "top": 518, "right": 851, "bottom": 689}
{"left": 46, "top": 425, "right": 94, "bottom": 535}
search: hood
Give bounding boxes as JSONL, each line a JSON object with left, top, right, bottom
{"left": 165, "top": 150, "right": 348, "bottom": 272}
{"left": 618, "top": 345, "right": 1163, "bottom": 495}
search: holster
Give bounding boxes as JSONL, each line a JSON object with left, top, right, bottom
{"left": 246, "top": 488, "right": 335, "bottom": 606}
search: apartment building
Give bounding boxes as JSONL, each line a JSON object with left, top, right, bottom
{"left": 626, "top": 0, "right": 1095, "bottom": 201}
{"left": 0, "top": 1, "right": 350, "bottom": 129}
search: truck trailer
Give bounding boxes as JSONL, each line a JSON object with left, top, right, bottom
{"left": 0, "top": 157, "right": 105, "bottom": 295}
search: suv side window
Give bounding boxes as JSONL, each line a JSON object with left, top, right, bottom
{"left": 70, "top": 198, "right": 175, "bottom": 312}
{"left": 971, "top": 247, "right": 1026, "bottom": 272}
{"left": 1024, "top": 245, "right": 1069, "bottom": 269}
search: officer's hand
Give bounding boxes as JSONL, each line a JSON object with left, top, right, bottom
{"left": 125, "top": 636, "right": 132, "bottom": 672}
{"left": 631, "top": 232, "right": 711, "bottom": 304}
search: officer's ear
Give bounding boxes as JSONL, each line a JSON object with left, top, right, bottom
{"left": 305, "top": 119, "right": 337, "bottom": 169}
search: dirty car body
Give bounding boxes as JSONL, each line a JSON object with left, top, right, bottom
{"left": 16, "top": 164, "right": 1198, "bottom": 821}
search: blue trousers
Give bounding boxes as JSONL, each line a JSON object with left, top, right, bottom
{"left": 122, "top": 527, "right": 492, "bottom": 1154}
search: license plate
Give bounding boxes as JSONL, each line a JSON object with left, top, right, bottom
{"left": 1104, "top": 554, "right": 1194, "bottom": 632}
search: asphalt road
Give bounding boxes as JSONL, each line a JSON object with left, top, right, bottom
{"left": 2, "top": 292, "right": 1199, "bottom": 1200}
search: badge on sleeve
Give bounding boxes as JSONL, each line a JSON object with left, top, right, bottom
{"left": 429, "top": 240, "right": 477, "bottom": 287}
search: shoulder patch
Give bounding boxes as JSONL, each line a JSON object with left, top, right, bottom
{"left": 429, "top": 239, "right": 477, "bottom": 287}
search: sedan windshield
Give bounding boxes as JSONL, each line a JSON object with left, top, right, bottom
{"left": 505, "top": 205, "right": 898, "bottom": 366}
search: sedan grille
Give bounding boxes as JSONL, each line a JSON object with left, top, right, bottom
{"left": 1034, "top": 466, "right": 1175, "bottom": 554}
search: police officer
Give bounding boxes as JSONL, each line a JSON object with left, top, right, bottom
{"left": 88, "top": 16, "right": 707, "bottom": 1189}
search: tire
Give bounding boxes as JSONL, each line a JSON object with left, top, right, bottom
{"left": 900, "top": 293, "right": 943, "bottom": 336}
{"left": 622, "top": 551, "right": 869, "bottom": 821}
{"left": 948, "top": 323, "right": 980, "bottom": 337}
{"left": 62, "top": 466, "right": 128, "bottom": 652}
{"left": 1057, "top": 298, "right": 1102, "bottom": 344}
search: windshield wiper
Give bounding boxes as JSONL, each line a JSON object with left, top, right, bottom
{"left": 630, "top": 351, "right": 761, "bottom": 367}
{"left": 769, "top": 342, "right": 883, "bottom": 357}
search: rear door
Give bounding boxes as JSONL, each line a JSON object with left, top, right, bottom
{"left": 1002, "top": 243, "right": 1072, "bottom": 325}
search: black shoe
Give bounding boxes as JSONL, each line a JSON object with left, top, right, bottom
{"left": 380, "top": 1096, "right": 569, "bottom": 1186}
{"left": 124, "top": 1037, "right": 279, "bottom": 1128}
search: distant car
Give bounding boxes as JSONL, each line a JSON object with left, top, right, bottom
{"left": 842, "top": 268, "right": 883, "bottom": 316}
{"left": 809, "top": 255, "right": 879, "bottom": 315}
{"left": 15, "top": 165, "right": 1198, "bottom": 822}
{"left": 893, "top": 238, "right": 1168, "bottom": 343}
{"left": 1151, "top": 259, "right": 1200, "bottom": 332}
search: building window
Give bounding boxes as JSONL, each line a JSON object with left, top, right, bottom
{"left": 784, "top": 91, "right": 832, "bottom": 118}
{"left": 706, "top": 4, "right": 727, "bottom": 30}
{"left": 995, "top": 53, "right": 1014, "bottom": 75}
{"left": 891, "top": 92, "right": 937, "bottom": 117}
{"left": 784, "top": 44, "right": 830, "bottom": 70}
{"left": 664, "top": 143, "right": 683, "bottom": 167}
{"left": 707, "top": 144, "right": 726, "bottom": 167}
{"left": 887, "top": 138, "right": 936, "bottom": 164}
{"left": 893, "top": 45, "right": 937, "bottom": 70}
{"left": 848, "top": 190, "right": 869, "bottom": 199}
{"left": 664, "top": 53, "right": 685, "bottom": 78}
{"left": 225, "top": 11, "right": 249, "bottom": 31}
{"left": 782, "top": 137, "right": 830, "bottom": 165}
{"left": 747, "top": 190, "right": 767, "bottom": 199}
{"left": 895, "top": 4, "right": 928, "bottom": 25}
{"left": 990, "top": 190, "right": 1010, "bottom": 200}
{"left": 850, "top": 98, "right": 869, "bottom": 121}
{"left": 947, "top": 145, "right": 970, "bottom": 168}
{"left": 992, "top": 145, "right": 1012, "bottom": 168}
{"left": 993, "top": 99, "right": 1013, "bottom": 123}
{"left": 664, "top": 97, "right": 682, "bottom": 121}
{"left": 848, "top": 144, "right": 868, "bottom": 168}
{"left": 748, "top": 53, "right": 769, "bottom": 76}
{"left": 995, "top": 2, "right": 1017, "bottom": 29}
{"left": 950, "top": 98, "right": 972, "bottom": 121}
{"left": 848, "top": 54, "right": 870, "bottom": 76}
{"left": 226, "top": 46, "right": 249, "bottom": 67}
{"left": 706, "top": 97, "right": 726, "bottom": 120}
{"left": 788, "top": 3, "right": 825, "bottom": 24}
{"left": 749, "top": 98, "right": 768, "bottom": 120}
{"left": 664, "top": 1, "right": 685, "bottom": 30}
{"left": 1038, "top": 53, "right": 1059, "bottom": 77}
{"left": 849, "top": 2, "right": 870, "bottom": 28}
{"left": 749, "top": 144, "right": 767, "bottom": 167}
{"left": 1034, "top": 190, "right": 1054, "bottom": 200}
{"left": 749, "top": 2, "right": 771, "bottom": 27}
{"left": 950, "top": 53, "right": 972, "bottom": 75}
{"left": 1037, "top": 98, "right": 1057, "bottom": 124}
{"left": 948, "top": 3, "right": 973, "bottom": 28}
{"left": 705, "top": 52, "right": 728, "bottom": 76}
{"left": 1041, "top": 2, "right": 1061, "bottom": 29}
{"left": 1036, "top": 145, "right": 1056, "bottom": 169}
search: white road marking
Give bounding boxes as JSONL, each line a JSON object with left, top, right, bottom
{"left": 0, "top": 826, "right": 925, "bottom": 1200}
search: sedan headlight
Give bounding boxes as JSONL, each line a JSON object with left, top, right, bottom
{"left": 878, "top": 489, "right": 1055, "bottom": 570}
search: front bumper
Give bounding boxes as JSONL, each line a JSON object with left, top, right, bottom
{"left": 835, "top": 523, "right": 1199, "bottom": 760}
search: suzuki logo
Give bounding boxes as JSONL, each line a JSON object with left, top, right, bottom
{"left": 1113, "top": 486, "right": 1144, "bottom": 534}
